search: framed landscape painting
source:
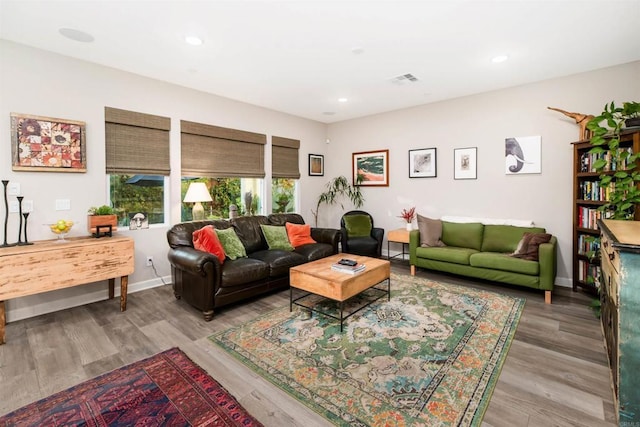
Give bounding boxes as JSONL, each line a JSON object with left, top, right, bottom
{"left": 10, "top": 113, "right": 87, "bottom": 172}
{"left": 352, "top": 149, "right": 389, "bottom": 186}
{"left": 309, "top": 153, "right": 324, "bottom": 176}
{"left": 409, "top": 147, "right": 437, "bottom": 178}
{"left": 454, "top": 147, "right": 477, "bottom": 180}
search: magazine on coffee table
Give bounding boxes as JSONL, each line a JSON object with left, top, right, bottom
{"left": 331, "top": 261, "right": 366, "bottom": 274}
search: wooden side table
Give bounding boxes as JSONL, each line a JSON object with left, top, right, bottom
{"left": 0, "top": 235, "right": 134, "bottom": 344}
{"left": 387, "top": 228, "right": 410, "bottom": 261}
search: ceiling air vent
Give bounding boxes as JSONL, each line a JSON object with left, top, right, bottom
{"left": 391, "top": 73, "right": 419, "bottom": 84}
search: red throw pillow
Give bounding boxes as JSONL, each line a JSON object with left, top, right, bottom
{"left": 193, "top": 225, "right": 225, "bottom": 264}
{"left": 285, "top": 222, "right": 316, "bottom": 248}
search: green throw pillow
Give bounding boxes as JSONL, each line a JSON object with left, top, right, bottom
{"left": 260, "top": 225, "right": 294, "bottom": 251}
{"left": 215, "top": 228, "right": 247, "bottom": 260}
{"left": 344, "top": 215, "right": 372, "bottom": 237}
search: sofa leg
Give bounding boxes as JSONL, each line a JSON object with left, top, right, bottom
{"left": 544, "top": 290, "right": 551, "bottom": 304}
{"left": 410, "top": 265, "right": 416, "bottom": 276}
{"left": 203, "top": 310, "right": 214, "bottom": 321}
{"left": 174, "top": 292, "right": 181, "bottom": 300}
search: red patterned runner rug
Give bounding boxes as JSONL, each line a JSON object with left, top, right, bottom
{"left": 0, "top": 347, "right": 263, "bottom": 427}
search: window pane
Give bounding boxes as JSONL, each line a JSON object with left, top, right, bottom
{"left": 181, "top": 177, "right": 263, "bottom": 221}
{"left": 109, "top": 174, "right": 165, "bottom": 226}
{"left": 272, "top": 178, "right": 297, "bottom": 213}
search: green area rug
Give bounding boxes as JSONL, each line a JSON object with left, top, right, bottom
{"left": 210, "top": 273, "right": 524, "bottom": 426}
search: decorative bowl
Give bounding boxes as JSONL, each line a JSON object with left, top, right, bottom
{"left": 49, "top": 220, "right": 74, "bottom": 242}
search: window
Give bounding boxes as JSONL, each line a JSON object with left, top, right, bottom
{"left": 110, "top": 174, "right": 165, "bottom": 226}
{"left": 271, "top": 136, "right": 300, "bottom": 214}
{"left": 105, "top": 107, "right": 170, "bottom": 226}
{"left": 181, "top": 177, "right": 263, "bottom": 221}
{"left": 272, "top": 178, "right": 296, "bottom": 213}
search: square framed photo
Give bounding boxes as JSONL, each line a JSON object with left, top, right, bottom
{"left": 352, "top": 149, "right": 389, "bottom": 186}
{"left": 409, "top": 148, "right": 437, "bottom": 178}
{"left": 454, "top": 147, "right": 477, "bottom": 180}
{"left": 10, "top": 112, "right": 87, "bottom": 172}
{"left": 308, "top": 153, "right": 324, "bottom": 176}
{"left": 505, "top": 136, "right": 541, "bottom": 174}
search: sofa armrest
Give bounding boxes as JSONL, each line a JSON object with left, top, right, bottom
{"left": 311, "top": 227, "right": 341, "bottom": 253}
{"left": 538, "top": 235, "right": 557, "bottom": 291}
{"left": 409, "top": 229, "right": 420, "bottom": 264}
{"left": 167, "top": 246, "right": 222, "bottom": 277}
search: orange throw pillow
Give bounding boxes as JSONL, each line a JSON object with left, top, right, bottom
{"left": 193, "top": 225, "right": 226, "bottom": 264}
{"left": 285, "top": 222, "right": 316, "bottom": 248}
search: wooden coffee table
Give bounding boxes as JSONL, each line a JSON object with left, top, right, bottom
{"left": 289, "top": 254, "right": 391, "bottom": 331}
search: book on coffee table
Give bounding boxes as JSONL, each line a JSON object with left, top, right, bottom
{"left": 331, "top": 262, "right": 366, "bottom": 274}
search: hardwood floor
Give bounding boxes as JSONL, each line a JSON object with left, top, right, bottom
{"left": 0, "top": 261, "right": 617, "bottom": 426}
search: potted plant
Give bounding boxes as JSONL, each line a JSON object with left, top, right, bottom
{"left": 586, "top": 101, "right": 640, "bottom": 220}
{"left": 622, "top": 101, "right": 640, "bottom": 128}
{"left": 311, "top": 175, "right": 364, "bottom": 227}
{"left": 87, "top": 205, "right": 118, "bottom": 235}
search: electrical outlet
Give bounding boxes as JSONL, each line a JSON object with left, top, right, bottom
{"left": 146, "top": 256, "right": 153, "bottom": 267}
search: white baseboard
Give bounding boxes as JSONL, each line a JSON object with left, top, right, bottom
{"left": 6, "top": 276, "right": 171, "bottom": 323}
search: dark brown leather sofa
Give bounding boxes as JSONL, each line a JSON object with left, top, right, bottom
{"left": 166, "top": 213, "right": 340, "bottom": 320}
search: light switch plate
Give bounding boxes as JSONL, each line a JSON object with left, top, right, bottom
{"left": 23, "top": 200, "right": 34, "bottom": 213}
{"left": 8, "top": 182, "right": 20, "bottom": 196}
{"left": 9, "top": 200, "right": 19, "bottom": 213}
{"left": 55, "top": 199, "right": 71, "bottom": 211}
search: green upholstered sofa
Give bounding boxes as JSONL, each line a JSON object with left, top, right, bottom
{"left": 409, "top": 221, "right": 557, "bottom": 303}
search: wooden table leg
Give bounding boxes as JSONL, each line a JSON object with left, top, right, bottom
{"left": 108, "top": 278, "right": 115, "bottom": 299}
{"left": 0, "top": 301, "right": 6, "bottom": 345}
{"left": 120, "top": 275, "right": 128, "bottom": 311}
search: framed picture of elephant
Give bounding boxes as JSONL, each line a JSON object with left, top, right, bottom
{"left": 454, "top": 147, "right": 477, "bottom": 180}
{"left": 505, "top": 135, "right": 541, "bottom": 174}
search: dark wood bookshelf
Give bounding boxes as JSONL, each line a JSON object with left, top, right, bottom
{"left": 571, "top": 129, "right": 640, "bottom": 294}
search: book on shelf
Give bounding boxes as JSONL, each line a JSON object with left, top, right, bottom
{"left": 331, "top": 262, "right": 366, "bottom": 274}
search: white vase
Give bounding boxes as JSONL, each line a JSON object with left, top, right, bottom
{"left": 406, "top": 222, "right": 412, "bottom": 231}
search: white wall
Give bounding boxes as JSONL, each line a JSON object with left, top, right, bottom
{"left": 325, "top": 61, "right": 640, "bottom": 285}
{"left": 0, "top": 40, "right": 328, "bottom": 321}
{"left": 2, "top": 39, "right": 639, "bottom": 322}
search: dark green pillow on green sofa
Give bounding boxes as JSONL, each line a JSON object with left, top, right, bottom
{"left": 344, "top": 215, "right": 372, "bottom": 237}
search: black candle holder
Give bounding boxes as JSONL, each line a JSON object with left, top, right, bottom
{"left": 20, "top": 212, "right": 33, "bottom": 245}
{"left": 16, "top": 196, "right": 24, "bottom": 245}
{"left": 1, "top": 180, "right": 15, "bottom": 248}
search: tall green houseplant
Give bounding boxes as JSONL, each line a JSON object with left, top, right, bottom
{"left": 312, "top": 175, "right": 364, "bottom": 226}
{"left": 586, "top": 101, "right": 640, "bottom": 220}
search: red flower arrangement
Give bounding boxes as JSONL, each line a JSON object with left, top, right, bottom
{"left": 398, "top": 207, "right": 416, "bottom": 223}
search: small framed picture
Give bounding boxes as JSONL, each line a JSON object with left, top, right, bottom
{"left": 409, "top": 148, "right": 437, "bottom": 178}
{"left": 352, "top": 149, "right": 389, "bottom": 186}
{"left": 454, "top": 147, "right": 477, "bottom": 180}
{"left": 128, "top": 212, "right": 149, "bottom": 230}
{"left": 309, "top": 154, "right": 324, "bottom": 176}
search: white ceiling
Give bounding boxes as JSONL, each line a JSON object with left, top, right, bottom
{"left": 1, "top": 0, "right": 639, "bottom": 123}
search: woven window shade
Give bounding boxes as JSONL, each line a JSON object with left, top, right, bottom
{"left": 272, "top": 136, "right": 300, "bottom": 179}
{"left": 105, "top": 107, "right": 171, "bottom": 175}
{"left": 181, "top": 120, "right": 266, "bottom": 178}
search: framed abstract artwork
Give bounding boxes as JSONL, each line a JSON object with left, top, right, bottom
{"left": 10, "top": 113, "right": 87, "bottom": 172}
{"left": 409, "top": 147, "right": 437, "bottom": 178}
{"left": 352, "top": 149, "right": 389, "bottom": 186}
{"left": 453, "top": 147, "right": 477, "bottom": 180}
{"left": 308, "top": 153, "right": 324, "bottom": 176}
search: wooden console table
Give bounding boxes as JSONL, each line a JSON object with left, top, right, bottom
{"left": 0, "top": 235, "right": 134, "bottom": 344}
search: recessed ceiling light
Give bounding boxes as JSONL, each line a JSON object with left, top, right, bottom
{"left": 338, "top": 98, "right": 348, "bottom": 103}
{"left": 351, "top": 47, "right": 365, "bottom": 55}
{"left": 58, "top": 28, "right": 94, "bottom": 43}
{"left": 491, "top": 55, "right": 509, "bottom": 63}
{"left": 185, "top": 35, "right": 203, "bottom": 46}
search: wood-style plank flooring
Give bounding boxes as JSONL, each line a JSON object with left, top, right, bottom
{"left": 0, "top": 261, "right": 617, "bottom": 426}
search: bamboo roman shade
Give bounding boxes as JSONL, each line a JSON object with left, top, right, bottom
{"left": 181, "top": 120, "right": 266, "bottom": 178}
{"left": 272, "top": 136, "right": 300, "bottom": 179}
{"left": 105, "top": 107, "right": 171, "bottom": 175}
